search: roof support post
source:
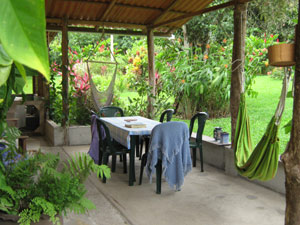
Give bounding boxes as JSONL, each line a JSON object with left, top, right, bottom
{"left": 230, "top": 1, "right": 248, "bottom": 146}
{"left": 281, "top": 1, "right": 300, "bottom": 224}
{"left": 146, "top": 28, "right": 156, "bottom": 119}
{"left": 61, "top": 18, "right": 69, "bottom": 144}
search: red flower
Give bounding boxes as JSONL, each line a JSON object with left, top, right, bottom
{"left": 277, "top": 39, "right": 279, "bottom": 43}
{"left": 259, "top": 52, "right": 263, "bottom": 56}
{"left": 249, "top": 58, "right": 254, "bottom": 62}
{"left": 270, "top": 34, "right": 274, "bottom": 38}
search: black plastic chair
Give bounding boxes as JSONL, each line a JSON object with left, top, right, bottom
{"left": 139, "top": 109, "right": 174, "bottom": 185}
{"left": 99, "top": 106, "right": 124, "bottom": 162}
{"left": 99, "top": 106, "right": 124, "bottom": 117}
{"left": 96, "top": 118, "right": 130, "bottom": 183}
{"left": 141, "top": 121, "right": 191, "bottom": 194}
{"left": 138, "top": 109, "right": 174, "bottom": 159}
{"left": 189, "top": 112, "right": 208, "bottom": 172}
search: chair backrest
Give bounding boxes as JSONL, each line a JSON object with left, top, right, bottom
{"left": 189, "top": 112, "right": 209, "bottom": 143}
{"left": 99, "top": 106, "right": 124, "bottom": 117}
{"left": 159, "top": 109, "right": 174, "bottom": 123}
{"left": 95, "top": 118, "right": 114, "bottom": 153}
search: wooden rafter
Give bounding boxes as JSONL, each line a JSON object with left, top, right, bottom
{"left": 151, "top": 0, "right": 180, "bottom": 25}
{"left": 56, "top": 0, "right": 187, "bottom": 15}
{"left": 46, "top": 25, "right": 171, "bottom": 37}
{"left": 46, "top": 18, "right": 146, "bottom": 30}
{"left": 149, "top": 0, "right": 253, "bottom": 29}
{"left": 149, "top": 1, "right": 234, "bottom": 29}
{"left": 100, "top": 0, "right": 117, "bottom": 21}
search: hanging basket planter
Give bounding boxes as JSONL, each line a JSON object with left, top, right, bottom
{"left": 268, "top": 43, "right": 295, "bottom": 67}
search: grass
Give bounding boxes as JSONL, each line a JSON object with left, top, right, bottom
{"left": 173, "top": 75, "right": 293, "bottom": 154}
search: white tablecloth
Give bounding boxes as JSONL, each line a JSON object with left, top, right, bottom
{"left": 99, "top": 116, "right": 160, "bottom": 149}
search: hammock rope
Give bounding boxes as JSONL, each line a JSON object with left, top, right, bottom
{"left": 234, "top": 68, "right": 291, "bottom": 181}
{"left": 86, "top": 28, "right": 118, "bottom": 110}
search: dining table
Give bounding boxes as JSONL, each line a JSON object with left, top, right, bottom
{"left": 99, "top": 116, "right": 161, "bottom": 186}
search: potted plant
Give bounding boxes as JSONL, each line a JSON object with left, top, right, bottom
{"left": 0, "top": 127, "right": 110, "bottom": 225}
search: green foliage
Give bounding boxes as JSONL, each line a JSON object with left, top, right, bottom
{"left": 124, "top": 39, "right": 172, "bottom": 117}
{"left": 0, "top": 147, "right": 110, "bottom": 225}
{"left": 0, "top": 0, "right": 49, "bottom": 80}
{"left": 247, "top": 0, "right": 297, "bottom": 41}
{"left": 156, "top": 38, "right": 232, "bottom": 118}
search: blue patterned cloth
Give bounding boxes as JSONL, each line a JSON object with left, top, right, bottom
{"left": 146, "top": 121, "right": 192, "bottom": 191}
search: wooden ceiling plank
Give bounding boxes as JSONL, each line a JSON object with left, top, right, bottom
{"left": 151, "top": 0, "right": 180, "bottom": 25}
{"left": 100, "top": 0, "right": 117, "bottom": 21}
{"left": 55, "top": 0, "right": 186, "bottom": 15}
{"left": 47, "top": 17, "right": 146, "bottom": 29}
{"left": 149, "top": 1, "right": 236, "bottom": 29}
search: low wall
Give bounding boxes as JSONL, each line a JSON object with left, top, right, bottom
{"left": 192, "top": 134, "right": 285, "bottom": 195}
{"left": 45, "top": 120, "right": 91, "bottom": 146}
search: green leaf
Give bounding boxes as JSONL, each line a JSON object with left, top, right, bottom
{"left": 0, "top": 45, "right": 12, "bottom": 86}
{"left": 0, "top": 44, "right": 13, "bottom": 66}
{"left": 0, "top": 0, "right": 49, "bottom": 81}
{"left": 14, "top": 62, "right": 27, "bottom": 82}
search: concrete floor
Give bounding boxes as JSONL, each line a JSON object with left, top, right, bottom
{"left": 27, "top": 137, "right": 285, "bottom": 225}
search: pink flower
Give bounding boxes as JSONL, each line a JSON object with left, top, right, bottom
{"left": 259, "top": 52, "right": 263, "bottom": 56}
{"left": 270, "top": 34, "right": 274, "bottom": 38}
{"left": 264, "top": 39, "right": 266, "bottom": 43}
{"left": 167, "top": 62, "right": 171, "bottom": 67}
{"left": 277, "top": 39, "right": 279, "bottom": 43}
{"left": 249, "top": 57, "right": 254, "bottom": 62}
{"left": 170, "top": 66, "right": 176, "bottom": 72}
{"left": 73, "top": 50, "right": 78, "bottom": 55}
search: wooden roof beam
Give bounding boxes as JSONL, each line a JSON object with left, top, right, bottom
{"left": 100, "top": 0, "right": 117, "bottom": 21}
{"left": 151, "top": 0, "right": 180, "bottom": 25}
{"left": 46, "top": 25, "right": 171, "bottom": 37}
{"left": 47, "top": 18, "right": 146, "bottom": 29}
{"left": 149, "top": 0, "right": 253, "bottom": 29}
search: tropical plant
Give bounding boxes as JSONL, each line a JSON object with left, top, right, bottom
{"left": 124, "top": 39, "right": 172, "bottom": 117}
{"left": 0, "top": 127, "right": 110, "bottom": 225}
{"left": 0, "top": 0, "right": 50, "bottom": 133}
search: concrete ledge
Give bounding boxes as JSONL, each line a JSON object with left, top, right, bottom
{"left": 192, "top": 134, "right": 285, "bottom": 194}
{"left": 45, "top": 120, "right": 91, "bottom": 146}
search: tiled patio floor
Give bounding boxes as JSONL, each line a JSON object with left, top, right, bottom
{"left": 28, "top": 137, "right": 285, "bottom": 225}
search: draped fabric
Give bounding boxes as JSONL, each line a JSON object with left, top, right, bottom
{"left": 234, "top": 72, "right": 291, "bottom": 181}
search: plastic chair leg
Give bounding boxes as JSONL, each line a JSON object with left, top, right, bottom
{"left": 192, "top": 148, "right": 197, "bottom": 167}
{"left": 139, "top": 139, "right": 143, "bottom": 160}
{"left": 199, "top": 146, "right": 204, "bottom": 172}
{"left": 156, "top": 159, "right": 162, "bottom": 194}
{"left": 111, "top": 155, "right": 116, "bottom": 172}
{"left": 139, "top": 153, "right": 147, "bottom": 185}
{"left": 136, "top": 137, "right": 140, "bottom": 157}
{"left": 123, "top": 153, "right": 127, "bottom": 174}
{"left": 102, "top": 154, "right": 109, "bottom": 183}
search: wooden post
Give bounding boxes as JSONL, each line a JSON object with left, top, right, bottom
{"left": 281, "top": 2, "right": 300, "bottom": 224}
{"left": 147, "top": 28, "right": 156, "bottom": 119}
{"left": 61, "top": 18, "right": 69, "bottom": 144}
{"left": 230, "top": 1, "right": 248, "bottom": 146}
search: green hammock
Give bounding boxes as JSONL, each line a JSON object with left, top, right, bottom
{"left": 234, "top": 71, "right": 291, "bottom": 181}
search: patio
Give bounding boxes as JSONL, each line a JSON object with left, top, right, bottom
{"left": 28, "top": 137, "right": 285, "bottom": 225}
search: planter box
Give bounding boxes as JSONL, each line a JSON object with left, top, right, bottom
{"left": 45, "top": 120, "right": 91, "bottom": 146}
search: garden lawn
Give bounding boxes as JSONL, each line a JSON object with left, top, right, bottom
{"left": 175, "top": 75, "right": 293, "bottom": 155}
